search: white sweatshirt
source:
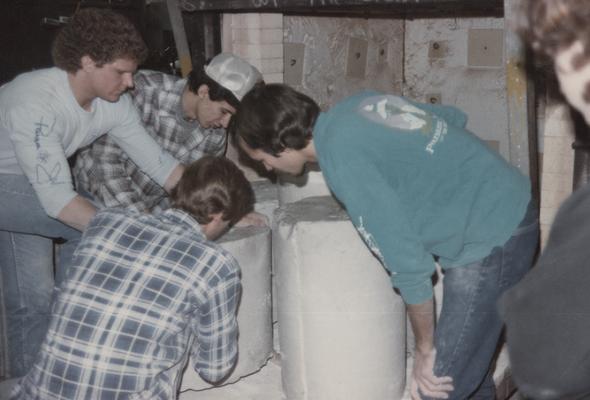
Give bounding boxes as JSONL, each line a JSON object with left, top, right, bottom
{"left": 0, "top": 68, "right": 179, "bottom": 218}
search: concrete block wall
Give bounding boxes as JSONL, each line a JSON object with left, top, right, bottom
{"left": 403, "top": 17, "right": 508, "bottom": 158}
{"left": 538, "top": 99, "right": 575, "bottom": 248}
{"left": 284, "top": 16, "right": 404, "bottom": 107}
{"left": 222, "top": 13, "right": 283, "bottom": 84}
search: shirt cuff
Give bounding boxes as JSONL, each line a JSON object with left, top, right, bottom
{"left": 396, "top": 278, "right": 434, "bottom": 305}
{"left": 36, "top": 184, "right": 78, "bottom": 219}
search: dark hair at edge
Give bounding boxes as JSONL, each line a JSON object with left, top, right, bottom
{"left": 517, "top": 0, "right": 590, "bottom": 64}
{"left": 228, "top": 83, "right": 320, "bottom": 156}
{"left": 187, "top": 65, "right": 241, "bottom": 110}
{"left": 170, "top": 156, "right": 254, "bottom": 226}
{"left": 52, "top": 8, "right": 148, "bottom": 73}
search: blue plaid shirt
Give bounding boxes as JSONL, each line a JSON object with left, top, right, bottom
{"left": 11, "top": 208, "right": 241, "bottom": 399}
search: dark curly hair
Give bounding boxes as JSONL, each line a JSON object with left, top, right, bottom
{"left": 518, "top": 0, "right": 590, "bottom": 65}
{"left": 52, "top": 8, "right": 148, "bottom": 72}
{"left": 170, "top": 156, "right": 254, "bottom": 225}
{"left": 228, "top": 83, "right": 319, "bottom": 156}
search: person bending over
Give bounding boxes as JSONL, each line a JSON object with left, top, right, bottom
{"left": 229, "top": 83, "right": 539, "bottom": 400}
{"left": 10, "top": 156, "right": 254, "bottom": 399}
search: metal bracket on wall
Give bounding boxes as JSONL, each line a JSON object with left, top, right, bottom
{"left": 41, "top": 16, "right": 70, "bottom": 26}
{"left": 284, "top": 43, "right": 305, "bottom": 86}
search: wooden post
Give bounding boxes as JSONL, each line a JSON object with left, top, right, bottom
{"left": 166, "top": 0, "right": 193, "bottom": 77}
{"left": 504, "top": 0, "right": 539, "bottom": 200}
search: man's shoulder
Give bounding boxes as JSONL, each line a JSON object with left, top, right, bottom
{"left": 154, "top": 209, "right": 238, "bottom": 265}
{"left": 167, "top": 227, "right": 240, "bottom": 281}
{"left": 86, "top": 209, "right": 239, "bottom": 279}
{"left": 0, "top": 68, "right": 67, "bottom": 108}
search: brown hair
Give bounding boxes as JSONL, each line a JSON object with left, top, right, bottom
{"left": 52, "top": 8, "right": 148, "bottom": 72}
{"left": 170, "top": 156, "right": 254, "bottom": 225}
{"left": 518, "top": 0, "right": 590, "bottom": 63}
{"left": 228, "top": 83, "right": 319, "bottom": 156}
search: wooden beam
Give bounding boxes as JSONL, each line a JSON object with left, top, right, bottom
{"left": 166, "top": 0, "right": 192, "bottom": 77}
{"left": 181, "top": 0, "right": 502, "bottom": 16}
{"left": 504, "top": 0, "right": 538, "bottom": 200}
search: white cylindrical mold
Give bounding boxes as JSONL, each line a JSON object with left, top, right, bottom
{"left": 180, "top": 225, "right": 273, "bottom": 390}
{"left": 274, "top": 196, "right": 407, "bottom": 400}
{"left": 277, "top": 165, "right": 332, "bottom": 205}
{"left": 252, "top": 179, "right": 279, "bottom": 226}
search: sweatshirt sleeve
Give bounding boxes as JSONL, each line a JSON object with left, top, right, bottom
{"left": 7, "top": 105, "right": 77, "bottom": 218}
{"left": 323, "top": 147, "right": 436, "bottom": 305}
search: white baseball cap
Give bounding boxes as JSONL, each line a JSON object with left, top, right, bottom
{"left": 204, "top": 53, "right": 263, "bottom": 101}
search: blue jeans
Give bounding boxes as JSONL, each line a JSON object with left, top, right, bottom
{"left": 0, "top": 174, "right": 80, "bottom": 378}
{"left": 424, "top": 200, "right": 539, "bottom": 400}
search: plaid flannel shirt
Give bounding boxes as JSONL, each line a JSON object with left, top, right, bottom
{"left": 73, "top": 70, "right": 227, "bottom": 213}
{"left": 11, "top": 208, "right": 241, "bottom": 400}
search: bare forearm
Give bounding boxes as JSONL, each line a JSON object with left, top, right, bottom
{"left": 408, "top": 298, "right": 454, "bottom": 399}
{"left": 57, "top": 195, "right": 98, "bottom": 231}
{"left": 164, "top": 164, "right": 185, "bottom": 193}
{"left": 407, "top": 298, "right": 436, "bottom": 354}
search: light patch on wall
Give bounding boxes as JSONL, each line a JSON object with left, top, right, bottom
{"left": 284, "top": 42, "right": 305, "bottom": 85}
{"left": 346, "top": 37, "right": 368, "bottom": 78}
{"left": 467, "top": 29, "right": 504, "bottom": 68}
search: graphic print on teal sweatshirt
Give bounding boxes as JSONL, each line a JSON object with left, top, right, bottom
{"left": 359, "top": 94, "right": 449, "bottom": 155}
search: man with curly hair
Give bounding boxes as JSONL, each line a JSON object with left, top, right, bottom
{"left": 499, "top": 1, "right": 590, "bottom": 399}
{"left": 0, "top": 8, "right": 184, "bottom": 378}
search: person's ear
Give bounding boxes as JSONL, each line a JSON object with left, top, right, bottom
{"left": 81, "top": 55, "right": 95, "bottom": 72}
{"left": 197, "top": 84, "right": 210, "bottom": 99}
{"left": 201, "top": 212, "right": 226, "bottom": 240}
{"left": 211, "top": 213, "right": 224, "bottom": 223}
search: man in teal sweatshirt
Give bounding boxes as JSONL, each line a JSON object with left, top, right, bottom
{"left": 229, "top": 83, "right": 539, "bottom": 400}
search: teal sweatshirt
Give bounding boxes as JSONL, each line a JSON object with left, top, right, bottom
{"left": 313, "top": 91, "right": 531, "bottom": 305}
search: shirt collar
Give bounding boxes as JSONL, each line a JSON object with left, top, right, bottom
{"left": 160, "top": 208, "right": 203, "bottom": 235}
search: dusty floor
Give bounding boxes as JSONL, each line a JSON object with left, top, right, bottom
{"left": 178, "top": 347, "right": 517, "bottom": 400}
{"left": 0, "top": 346, "right": 520, "bottom": 400}
{"left": 179, "top": 355, "right": 284, "bottom": 400}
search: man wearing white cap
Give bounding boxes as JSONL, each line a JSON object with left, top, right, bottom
{"left": 74, "top": 53, "right": 263, "bottom": 215}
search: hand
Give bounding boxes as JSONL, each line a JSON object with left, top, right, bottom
{"left": 410, "top": 348, "right": 454, "bottom": 400}
{"left": 234, "top": 211, "right": 269, "bottom": 227}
